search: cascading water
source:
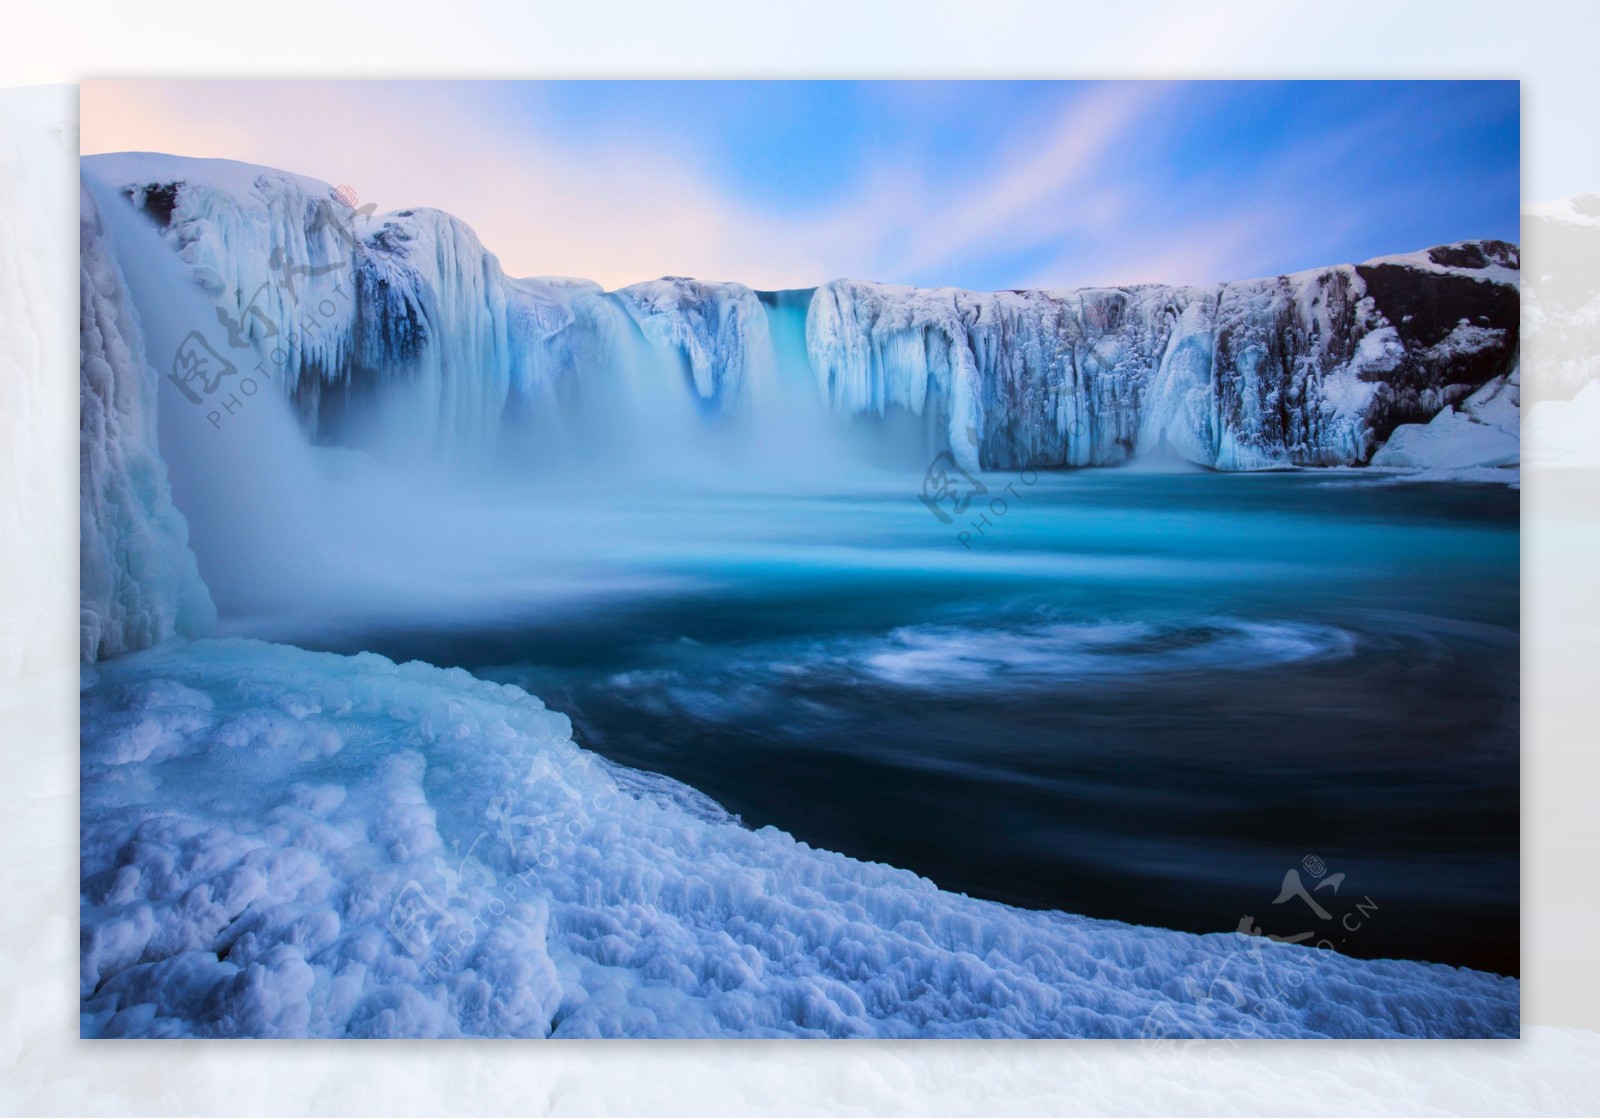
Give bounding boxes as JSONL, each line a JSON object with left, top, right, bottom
{"left": 83, "top": 173, "right": 334, "bottom": 625}
{"left": 79, "top": 149, "right": 1523, "bottom": 644}
{"left": 83, "top": 151, "right": 1521, "bottom": 489}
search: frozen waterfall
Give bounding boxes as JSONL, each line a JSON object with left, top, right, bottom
{"left": 82, "top": 152, "right": 1519, "bottom": 478}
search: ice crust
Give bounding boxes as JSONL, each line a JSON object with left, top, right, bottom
{"left": 81, "top": 639, "right": 1519, "bottom": 1039}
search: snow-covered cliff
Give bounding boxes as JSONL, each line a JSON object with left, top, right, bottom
{"left": 88, "top": 154, "right": 788, "bottom": 460}
{"left": 82, "top": 152, "right": 1519, "bottom": 475}
{"left": 809, "top": 246, "right": 1519, "bottom": 471}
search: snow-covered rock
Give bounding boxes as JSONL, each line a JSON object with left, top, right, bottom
{"left": 1370, "top": 367, "right": 1521, "bottom": 470}
{"left": 81, "top": 638, "right": 1519, "bottom": 1039}
{"left": 79, "top": 184, "right": 215, "bottom": 662}
{"left": 1361, "top": 239, "right": 1522, "bottom": 288}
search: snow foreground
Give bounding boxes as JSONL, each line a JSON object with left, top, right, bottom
{"left": 80, "top": 639, "right": 1518, "bottom": 1039}
{"left": 81, "top": 153, "right": 1519, "bottom": 474}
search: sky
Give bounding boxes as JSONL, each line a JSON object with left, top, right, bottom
{"left": 81, "top": 79, "right": 1519, "bottom": 293}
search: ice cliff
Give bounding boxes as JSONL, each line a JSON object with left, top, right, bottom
{"left": 79, "top": 184, "right": 215, "bottom": 661}
{"left": 614, "top": 277, "right": 773, "bottom": 413}
{"left": 82, "top": 153, "right": 1519, "bottom": 474}
{"left": 809, "top": 244, "right": 1518, "bottom": 471}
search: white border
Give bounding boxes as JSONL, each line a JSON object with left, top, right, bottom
{"left": 5, "top": 2, "right": 1600, "bottom": 1113}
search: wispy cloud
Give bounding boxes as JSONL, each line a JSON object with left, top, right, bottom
{"left": 83, "top": 80, "right": 879, "bottom": 290}
{"left": 886, "top": 82, "right": 1168, "bottom": 279}
{"left": 79, "top": 80, "right": 1172, "bottom": 290}
{"left": 81, "top": 79, "right": 1518, "bottom": 293}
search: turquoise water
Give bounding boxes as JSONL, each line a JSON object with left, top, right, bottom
{"left": 291, "top": 469, "right": 1520, "bottom": 975}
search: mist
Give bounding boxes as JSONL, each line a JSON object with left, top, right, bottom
{"left": 90, "top": 178, "right": 956, "bottom": 645}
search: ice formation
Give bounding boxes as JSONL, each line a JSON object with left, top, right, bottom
{"left": 809, "top": 246, "right": 1519, "bottom": 472}
{"left": 614, "top": 277, "right": 773, "bottom": 413}
{"left": 83, "top": 155, "right": 780, "bottom": 462}
{"left": 82, "top": 153, "right": 1519, "bottom": 474}
{"left": 79, "top": 184, "right": 215, "bottom": 661}
{"left": 81, "top": 639, "right": 1519, "bottom": 1039}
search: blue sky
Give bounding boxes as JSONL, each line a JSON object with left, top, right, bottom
{"left": 85, "top": 79, "right": 1519, "bottom": 291}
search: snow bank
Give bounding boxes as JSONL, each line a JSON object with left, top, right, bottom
{"left": 79, "top": 185, "right": 215, "bottom": 662}
{"left": 1370, "top": 367, "right": 1521, "bottom": 471}
{"left": 1528, "top": 380, "right": 1600, "bottom": 467}
{"left": 81, "top": 639, "right": 1518, "bottom": 1039}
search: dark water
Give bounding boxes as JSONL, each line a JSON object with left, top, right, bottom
{"left": 296, "top": 470, "right": 1520, "bottom": 976}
